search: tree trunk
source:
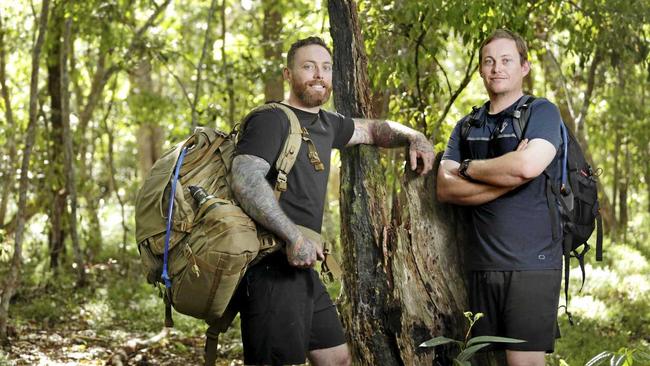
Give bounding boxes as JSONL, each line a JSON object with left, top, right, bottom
{"left": 619, "top": 140, "right": 629, "bottom": 243}
{"left": 611, "top": 127, "right": 620, "bottom": 238}
{"left": 0, "top": 0, "right": 50, "bottom": 344}
{"left": 221, "top": 0, "right": 235, "bottom": 125}
{"left": 329, "top": 2, "right": 470, "bottom": 364}
{"left": 262, "top": 0, "right": 283, "bottom": 102}
{"left": 60, "top": 15, "right": 86, "bottom": 286}
{"left": 46, "top": 7, "right": 67, "bottom": 271}
{"left": 191, "top": 0, "right": 219, "bottom": 129}
{"left": 132, "top": 58, "right": 164, "bottom": 180}
{"left": 0, "top": 17, "right": 18, "bottom": 227}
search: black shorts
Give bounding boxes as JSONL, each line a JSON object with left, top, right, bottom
{"left": 468, "top": 270, "right": 562, "bottom": 352}
{"left": 235, "top": 252, "right": 346, "bottom": 365}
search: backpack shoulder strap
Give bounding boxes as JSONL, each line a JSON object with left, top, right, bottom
{"left": 267, "top": 103, "right": 303, "bottom": 197}
{"left": 461, "top": 104, "right": 486, "bottom": 140}
{"left": 236, "top": 103, "right": 303, "bottom": 198}
{"left": 511, "top": 95, "right": 536, "bottom": 140}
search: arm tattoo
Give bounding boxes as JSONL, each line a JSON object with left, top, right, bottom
{"left": 230, "top": 154, "right": 302, "bottom": 246}
{"left": 349, "top": 118, "right": 428, "bottom": 149}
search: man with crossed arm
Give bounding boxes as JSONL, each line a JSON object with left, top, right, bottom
{"left": 230, "top": 36, "right": 434, "bottom": 366}
{"left": 437, "top": 29, "right": 564, "bottom": 366}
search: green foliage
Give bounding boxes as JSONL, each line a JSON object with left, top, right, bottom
{"left": 586, "top": 348, "right": 650, "bottom": 366}
{"left": 419, "top": 311, "right": 525, "bottom": 365}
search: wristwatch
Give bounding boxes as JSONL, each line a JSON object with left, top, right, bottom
{"left": 458, "top": 159, "right": 473, "bottom": 180}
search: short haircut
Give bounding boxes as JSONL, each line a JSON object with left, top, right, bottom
{"left": 479, "top": 29, "right": 529, "bottom": 65}
{"left": 286, "top": 36, "right": 332, "bottom": 69}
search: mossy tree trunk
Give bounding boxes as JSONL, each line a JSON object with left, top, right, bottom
{"left": 328, "top": 1, "right": 473, "bottom": 365}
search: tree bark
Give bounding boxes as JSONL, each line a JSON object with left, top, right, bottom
{"left": 0, "top": 0, "right": 50, "bottom": 344}
{"left": 611, "top": 127, "right": 620, "bottom": 237}
{"left": 221, "top": 0, "right": 236, "bottom": 125}
{"left": 46, "top": 7, "right": 67, "bottom": 271}
{"left": 132, "top": 58, "right": 164, "bottom": 181}
{"left": 262, "top": 0, "right": 284, "bottom": 102}
{"left": 191, "top": 0, "right": 219, "bottom": 129}
{"left": 60, "top": 15, "right": 86, "bottom": 286}
{"left": 329, "top": 2, "right": 470, "bottom": 365}
{"left": 619, "top": 140, "right": 629, "bottom": 243}
{"left": 0, "top": 17, "right": 18, "bottom": 227}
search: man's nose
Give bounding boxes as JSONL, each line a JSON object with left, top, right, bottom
{"left": 313, "top": 67, "right": 323, "bottom": 79}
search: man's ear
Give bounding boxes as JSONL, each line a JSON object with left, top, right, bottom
{"left": 522, "top": 60, "right": 531, "bottom": 77}
{"left": 283, "top": 67, "right": 291, "bottom": 81}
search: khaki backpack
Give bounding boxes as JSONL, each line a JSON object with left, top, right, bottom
{"left": 135, "top": 102, "right": 329, "bottom": 366}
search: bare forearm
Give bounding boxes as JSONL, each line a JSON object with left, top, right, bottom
{"left": 437, "top": 168, "right": 512, "bottom": 205}
{"left": 351, "top": 118, "right": 422, "bottom": 147}
{"left": 466, "top": 153, "right": 529, "bottom": 188}
{"left": 230, "top": 155, "right": 301, "bottom": 245}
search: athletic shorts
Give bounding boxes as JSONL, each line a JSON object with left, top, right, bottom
{"left": 235, "top": 252, "right": 346, "bottom": 365}
{"left": 468, "top": 270, "right": 562, "bottom": 352}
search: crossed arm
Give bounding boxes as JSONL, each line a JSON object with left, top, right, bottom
{"left": 436, "top": 138, "right": 556, "bottom": 205}
{"left": 231, "top": 118, "right": 434, "bottom": 268}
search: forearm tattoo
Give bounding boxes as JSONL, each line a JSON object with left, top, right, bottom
{"left": 350, "top": 118, "right": 431, "bottom": 151}
{"left": 230, "top": 154, "right": 302, "bottom": 246}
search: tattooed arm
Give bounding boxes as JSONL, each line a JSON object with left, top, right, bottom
{"left": 230, "top": 154, "right": 323, "bottom": 267}
{"left": 347, "top": 118, "right": 435, "bottom": 175}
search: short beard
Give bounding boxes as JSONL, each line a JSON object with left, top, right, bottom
{"left": 291, "top": 82, "right": 332, "bottom": 108}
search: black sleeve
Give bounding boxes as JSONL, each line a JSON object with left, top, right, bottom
{"left": 235, "top": 109, "right": 289, "bottom": 166}
{"left": 331, "top": 112, "right": 355, "bottom": 149}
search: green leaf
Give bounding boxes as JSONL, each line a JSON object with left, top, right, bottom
{"left": 457, "top": 343, "right": 491, "bottom": 362}
{"left": 586, "top": 351, "right": 614, "bottom": 366}
{"left": 466, "top": 336, "right": 526, "bottom": 347}
{"left": 419, "top": 336, "right": 460, "bottom": 348}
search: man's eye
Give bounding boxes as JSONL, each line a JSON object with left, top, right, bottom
{"left": 483, "top": 59, "right": 493, "bottom": 66}
{"left": 323, "top": 65, "right": 333, "bottom": 72}
{"left": 303, "top": 64, "right": 314, "bottom": 70}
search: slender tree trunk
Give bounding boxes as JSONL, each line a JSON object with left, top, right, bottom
{"left": 262, "top": 0, "right": 283, "bottom": 102}
{"left": 329, "top": 2, "right": 470, "bottom": 364}
{"left": 60, "top": 16, "right": 86, "bottom": 286}
{"left": 619, "top": 140, "right": 629, "bottom": 243}
{"left": 46, "top": 7, "right": 67, "bottom": 271}
{"left": 611, "top": 127, "right": 620, "bottom": 238}
{"left": 191, "top": 0, "right": 219, "bottom": 129}
{"left": 132, "top": 58, "right": 164, "bottom": 180}
{"left": 221, "top": 0, "right": 235, "bottom": 125}
{"left": 0, "top": 0, "right": 50, "bottom": 344}
{"left": 0, "top": 17, "right": 18, "bottom": 227}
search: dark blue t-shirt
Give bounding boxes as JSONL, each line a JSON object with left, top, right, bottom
{"left": 442, "top": 97, "right": 563, "bottom": 270}
{"left": 235, "top": 104, "right": 354, "bottom": 233}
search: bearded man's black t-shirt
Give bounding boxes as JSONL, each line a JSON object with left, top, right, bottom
{"left": 235, "top": 103, "right": 354, "bottom": 233}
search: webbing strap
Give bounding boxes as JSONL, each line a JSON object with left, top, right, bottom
{"left": 596, "top": 214, "right": 603, "bottom": 261}
{"left": 511, "top": 95, "right": 534, "bottom": 140}
{"left": 302, "top": 127, "right": 325, "bottom": 171}
{"left": 236, "top": 102, "right": 302, "bottom": 196}
{"left": 162, "top": 147, "right": 188, "bottom": 288}
{"left": 563, "top": 236, "right": 575, "bottom": 326}
{"left": 559, "top": 122, "right": 569, "bottom": 193}
{"left": 204, "top": 325, "right": 219, "bottom": 366}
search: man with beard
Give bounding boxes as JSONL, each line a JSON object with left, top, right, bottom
{"left": 230, "top": 36, "right": 434, "bottom": 366}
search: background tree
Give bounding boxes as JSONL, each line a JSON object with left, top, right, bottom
{"left": 0, "top": 0, "right": 648, "bottom": 364}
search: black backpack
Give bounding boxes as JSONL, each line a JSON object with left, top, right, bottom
{"left": 461, "top": 95, "right": 603, "bottom": 322}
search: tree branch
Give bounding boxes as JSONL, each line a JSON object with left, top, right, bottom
{"left": 433, "top": 47, "right": 478, "bottom": 142}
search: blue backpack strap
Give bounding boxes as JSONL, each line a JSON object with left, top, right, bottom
{"left": 161, "top": 146, "right": 189, "bottom": 289}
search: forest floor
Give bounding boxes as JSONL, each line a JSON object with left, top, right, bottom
{"left": 2, "top": 244, "right": 649, "bottom": 366}
{"left": 0, "top": 260, "right": 245, "bottom": 366}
